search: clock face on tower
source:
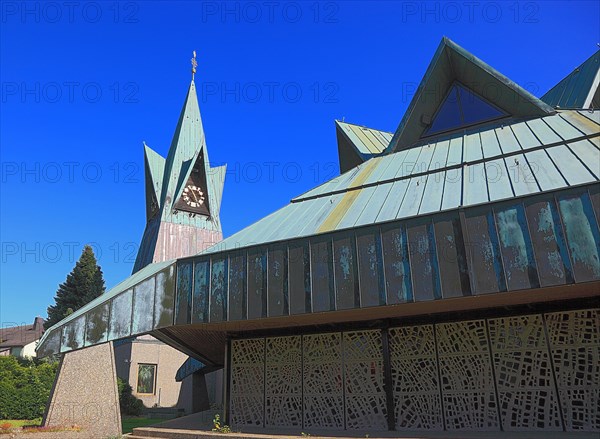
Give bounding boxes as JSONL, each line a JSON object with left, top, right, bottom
{"left": 174, "top": 154, "right": 211, "bottom": 216}
{"left": 182, "top": 184, "right": 205, "bottom": 208}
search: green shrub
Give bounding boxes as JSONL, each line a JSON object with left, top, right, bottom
{"left": 117, "top": 378, "right": 145, "bottom": 416}
{"left": 0, "top": 356, "right": 58, "bottom": 420}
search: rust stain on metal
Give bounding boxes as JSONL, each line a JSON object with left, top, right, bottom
{"left": 317, "top": 159, "right": 380, "bottom": 233}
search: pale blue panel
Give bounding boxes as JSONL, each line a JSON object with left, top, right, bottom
{"left": 525, "top": 150, "right": 566, "bottom": 191}
{"left": 219, "top": 208, "right": 285, "bottom": 251}
{"left": 507, "top": 154, "right": 541, "bottom": 196}
{"left": 441, "top": 167, "right": 462, "bottom": 210}
{"left": 526, "top": 118, "right": 562, "bottom": 144}
{"left": 328, "top": 162, "right": 369, "bottom": 193}
{"left": 543, "top": 114, "right": 585, "bottom": 140}
{"left": 132, "top": 277, "right": 155, "bottom": 334}
{"left": 480, "top": 129, "right": 502, "bottom": 158}
{"left": 61, "top": 315, "right": 86, "bottom": 353}
{"left": 463, "top": 162, "right": 489, "bottom": 205}
{"left": 250, "top": 203, "right": 303, "bottom": 245}
{"left": 355, "top": 184, "right": 394, "bottom": 227}
{"left": 109, "top": 289, "right": 133, "bottom": 340}
{"left": 394, "top": 145, "right": 424, "bottom": 179}
{"left": 419, "top": 171, "right": 445, "bottom": 215}
{"left": 567, "top": 140, "right": 600, "bottom": 178}
{"left": 376, "top": 179, "right": 410, "bottom": 222}
{"left": 561, "top": 111, "right": 600, "bottom": 134}
{"left": 336, "top": 186, "right": 378, "bottom": 230}
{"left": 546, "top": 145, "right": 595, "bottom": 186}
{"left": 362, "top": 129, "right": 388, "bottom": 153}
{"left": 378, "top": 149, "right": 410, "bottom": 181}
{"left": 154, "top": 265, "right": 175, "bottom": 329}
{"left": 577, "top": 110, "right": 600, "bottom": 125}
{"left": 412, "top": 143, "right": 436, "bottom": 175}
{"left": 429, "top": 139, "right": 450, "bottom": 170}
{"left": 296, "top": 194, "right": 344, "bottom": 236}
{"left": 510, "top": 120, "right": 541, "bottom": 150}
{"left": 464, "top": 132, "right": 483, "bottom": 162}
{"left": 397, "top": 175, "right": 427, "bottom": 218}
{"left": 486, "top": 159, "right": 514, "bottom": 202}
{"left": 84, "top": 303, "right": 109, "bottom": 347}
{"left": 446, "top": 135, "right": 463, "bottom": 166}
{"left": 495, "top": 125, "right": 521, "bottom": 153}
{"left": 261, "top": 201, "right": 311, "bottom": 243}
{"left": 364, "top": 156, "right": 394, "bottom": 185}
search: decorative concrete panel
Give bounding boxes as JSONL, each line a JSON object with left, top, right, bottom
{"left": 303, "top": 333, "right": 344, "bottom": 429}
{"left": 545, "top": 309, "right": 600, "bottom": 431}
{"left": 44, "top": 342, "right": 121, "bottom": 438}
{"left": 343, "top": 330, "right": 387, "bottom": 430}
{"left": 389, "top": 324, "right": 442, "bottom": 430}
{"left": 265, "top": 336, "right": 302, "bottom": 427}
{"left": 488, "top": 314, "right": 562, "bottom": 431}
{"left": 230, "top": 338, "right": 265, "bottom": 427}
{"left": 437, "top": 320, "right": 499, "bottom": 431}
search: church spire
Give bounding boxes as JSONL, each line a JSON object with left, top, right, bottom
{"left": 132, "top": 51, "right": 226, "bottom": 273}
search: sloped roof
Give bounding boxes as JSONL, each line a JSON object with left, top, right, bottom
{"left": 0, "top": 317, "right": 45, "bottom": 348}
{"left": 387, "top": 37, "right": 555, "bottom": 153}
{"left": 335, "top": 121, "right": 392, "bottom": 173}
{"left": 204, "top": 110, "right": 599, "bottom": 255}
{"left": 542, "top": 50, "right": 600, "bottom": 109}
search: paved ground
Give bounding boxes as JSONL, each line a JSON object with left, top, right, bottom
{"left": 142, "top": 412, "right": 599, "bottom": 439}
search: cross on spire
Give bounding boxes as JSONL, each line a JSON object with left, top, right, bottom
{"left": 191, "top": 50, "right": 198, "bottom": 80}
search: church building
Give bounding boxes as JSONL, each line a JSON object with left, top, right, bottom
{"left": 38, "top": 38, "right": 599, "bottom": 433}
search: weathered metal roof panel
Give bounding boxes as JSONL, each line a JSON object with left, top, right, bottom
{"left": 542, "top": 50, "right": 599, "bottom": 109}
{"left": 203, "top": 111, "right": 598, "bottom": 254}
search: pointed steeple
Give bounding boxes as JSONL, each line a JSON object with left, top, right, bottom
{"left": 133, "top": 53, "right": 226, "bottom": 273}
{"left": 160, "top": 79, "right": 207, "bottom": 213}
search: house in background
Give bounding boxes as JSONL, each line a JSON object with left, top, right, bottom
{"left": 0, "top": 317, "right": 45, "bottom": 358}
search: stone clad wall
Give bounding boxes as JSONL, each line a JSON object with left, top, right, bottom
{"left": 44, "top": 342, "right": 121, "bottom": 438}
{"left": 229, "top": 308, "right": 599, "bottom": 432}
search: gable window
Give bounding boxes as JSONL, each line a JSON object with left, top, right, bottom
{"left": 137, "top": 363, "right": 157, "bottom": 394}
{"left": 423, "top": 82, "right": 506, "bottom": 137}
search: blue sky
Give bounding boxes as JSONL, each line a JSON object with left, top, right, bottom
{"left": 1, "top": 1, "right": 599, "bottom": 326}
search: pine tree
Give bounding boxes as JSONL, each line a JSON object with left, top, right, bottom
{"left": 44, "top": 245, "right": 106, "bottom": 329}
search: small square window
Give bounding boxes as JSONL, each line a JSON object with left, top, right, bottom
{"left": 137, "top": 364, "right": 157, "bottom": 395}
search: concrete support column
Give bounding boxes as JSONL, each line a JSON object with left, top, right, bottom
{"left": 43, "top": 342, "right": 122, "bottom": 438}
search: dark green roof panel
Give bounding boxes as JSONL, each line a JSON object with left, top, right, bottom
{"left": 542, "top": 50, "right": 600, "bottom": 109}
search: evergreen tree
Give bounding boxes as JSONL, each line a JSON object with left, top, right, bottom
{"left": 44, "top": 245, "right": 105, "bottom": 329}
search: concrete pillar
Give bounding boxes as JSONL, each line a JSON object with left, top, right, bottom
{"left": 43, "top": 342, "right": 122, "bottom": 438}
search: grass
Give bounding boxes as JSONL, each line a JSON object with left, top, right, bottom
{"left": 121, "top": 417, "right": 163, "bottom": 434}
{"left": 0, "top": 419, "right": 42, "bottom": 428}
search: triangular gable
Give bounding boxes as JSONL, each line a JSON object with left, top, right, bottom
{"left": 542, "top": 50, "right": 600, "bottom": 109}
{"left": 335, "top": 121, "right": 392, "bottom": 173}
{"left": 143, "top": 144, "right": 165, "bottom": 220}
{"left": 173, "top": 151, "right": 211, "bottom": 216}
{"left": 423, "top": 82, "right": 507, "bottom": 137}
{"left": 387, "top": 37, "right": 555, "bottom": 153}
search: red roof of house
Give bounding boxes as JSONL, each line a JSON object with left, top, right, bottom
{"left": 0, "top": 317, "right": 45, "bottom": 348}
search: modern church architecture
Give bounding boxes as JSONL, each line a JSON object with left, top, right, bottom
{"left": 38, "top": 38, "right": 599, "bottom": 434}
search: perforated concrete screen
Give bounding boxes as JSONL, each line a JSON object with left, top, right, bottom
{"left": 229, "top": 308, "right": 599, "bottom": 432}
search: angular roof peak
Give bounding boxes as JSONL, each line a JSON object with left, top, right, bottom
{"left": 387, "top": 37, "right": 556, "bottom": 153}
{"left": 542, "top": 49, "right": 600, "bottom": 110}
